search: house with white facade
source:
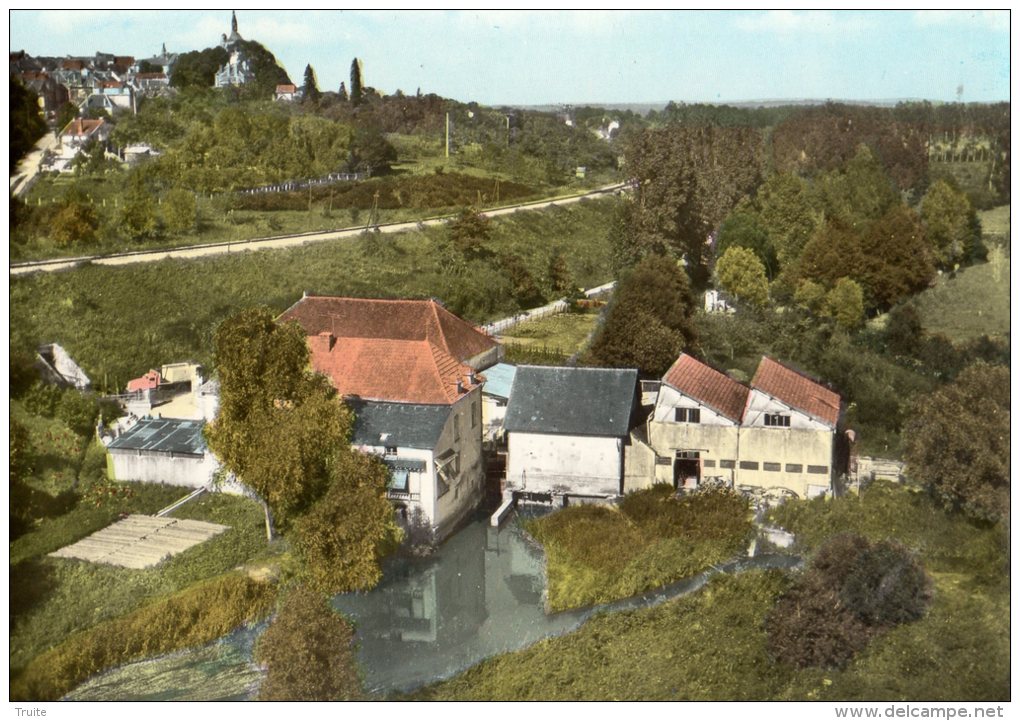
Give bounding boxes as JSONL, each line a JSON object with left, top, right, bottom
{"left": 277, "top": 294, "right": 502, "bottom": 539}
{"left": 632, "top": 353, "right": 843, "bottom": 499}
{"left": 504, "top": 365, "right": 639, "bottom": 504}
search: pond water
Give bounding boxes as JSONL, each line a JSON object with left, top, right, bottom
{"left": 65, "top": 513, "right": 799, "bottom": 700}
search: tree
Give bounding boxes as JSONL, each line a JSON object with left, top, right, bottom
{"left": 548, "top": 249, "right": 574, "bottom": 294}
{"left": 10, "top": 75, "right": 47, "bottom": 172}
{"left": 715, "top": 246, "right": 769, "bottom": 309}
{"left": 715, "top": 202, "right": 777, "bottom": 279}
{"left": 162, "top": 188, "right": 198, "bottom": 235}
{"left": 255, "top": 585, "right": 363, "bottom": 701}
{"left": 302, "top": 63, "right": 321, "bottom": 105}
{"left": 294, "top": 451, "right": 401, "bottom": 594}
{"left": 51, "top": 198, "right": 99, "bottom": 248}
{"left": 500, "top": 252, "right": 545, "bottom": 309}
{"left": 793, "top": 279, "right": 827, "bottom": 315}
{"left": 839, "top": 541, "right": 932, "bottom": 626}
{"left": 856, "top": 204, "right": 936, "bottom": 310}
{"left": 824, "top": 277, "right": 865, "bottom": 331}
{"left": 903, "top": 363, "right": 1009, "bottom": 522}
{"left": 586, "top": 254, "right": 697, "bottom": 376}
{"left": 170, "top": 47, "right": 230, "bottom": 90}
{"left": 348, "top": 126, "right": 396, "bottom": 174}
{"left": 119, "top": 173, "right": 160, "bottom": 242}
{"left": 624, "top": 125, "right": 764, "bottom": 287}
{"left": 816, "top": 145, "right": 900, "bottom": 230}
{"left": 337, "top": 81, "right": 348, "bottom": 102}
{"left": 349, "top": 58, "right": 363, "bottom": 107}
{"left": 448, "top": 207, "right": 490, "bottom": 257}
{"left": 755, "top": 172, "right": 821, "bottom": 270}
{"left": 205, "top": 307, "right": 351, "bottom": 524}
{"left": 920, "top": 179, "right": 982, "bottom": 270}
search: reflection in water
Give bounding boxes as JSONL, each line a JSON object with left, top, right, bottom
{"left": 63, "top": 513, "right": 800, "bottom": 700}
{"left": 333, "top": 515, "right": 590, "bottom": 694}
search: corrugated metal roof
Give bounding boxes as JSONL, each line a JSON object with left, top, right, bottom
{"left": 504, "top": 365, "right": 638, "bottom": 437}
{"left": 481, "top": 362, "right": 517, "bottom": 400}
{"left": 350, "top": 400, "right": 451, "bottom": 450}
{"left": 107, "top": 418, "right": 207, "bottom": 456}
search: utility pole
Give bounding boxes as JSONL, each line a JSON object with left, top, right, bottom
{"left": 445, "top": 112, "right": 450, "bottom": 159}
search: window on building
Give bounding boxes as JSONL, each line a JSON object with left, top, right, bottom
{"left": 384, "top": 446, "right": 397, "bottom": 457}
{"left": 655, "top": 455, "right": 672, "bottom": 466}
{"left": 739, "top": 460, "right": 759, "bottom": 471}
{"left": 719, "top": 459, "right": 736, "bottom": 469}
{"left": 454, "top": 416, "right": 461, "bottom": 442}
{"left": 764, "top": 413, "right": 791, "bottom": 427}
{"left": 763, "top": 462, "right": 781, "bottom": 472}
{"left": 388, "top": 470, "right": 409, "bottom": 492}
{"left": 676, "top": 450, "right": 701, "bottom": 459}
{"left": 807, "top": 465, "right": 829, "bottom": 475}
{"left": 785, "top": 463, "right": 803, "bottom": 473}
{"left": 675, "top": 407, "right": 701, "bottom": 424}
{"left": 472, "top": 400, "right": 479, "bottom": 428}
{"left": 703, "top": 459, "right": 716, "bottom": 468}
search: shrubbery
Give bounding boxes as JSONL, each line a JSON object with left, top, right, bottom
{"left": 11, "top": 573, "right": 276, "bottom": 701}
{"left": 255, "top": 584, "right": 363, "bottom": 701}
{"left": 765, "top": 534, "right": 931, "bottom": 669}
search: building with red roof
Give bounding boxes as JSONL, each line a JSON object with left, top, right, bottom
{"left": 636, "top": 353, "right": 843, "bottom": 499}
{"left": 278, "top": 294, "right": 502, "bottom": 539}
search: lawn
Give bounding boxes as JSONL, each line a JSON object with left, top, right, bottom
{"left": 10, "top": 196, "right": 620, "bottom": 390}
{"left": 415, "top": 483, "right": 1008, "bottom": 701}
{"left": 10, "top": 488, "right": 274, "bottom": 678}
{"left": 525, "top": 486, "right": 754, "bottom": 611}
{"left": 913, "top": 246, "right": 1010, "bottom": 342}
{"left": 498, "top": 309, "right": 601, "bottom": 359}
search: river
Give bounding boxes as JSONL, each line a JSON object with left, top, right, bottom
{"left": 65, "top": 513, "right": 798, "bottom": 700}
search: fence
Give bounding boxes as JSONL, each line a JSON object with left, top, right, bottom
{"left": 481, "top": 280, "right": 617, "bottom": 337}
{"left": 236, "top": 171, "right": 368, "bottom": 196}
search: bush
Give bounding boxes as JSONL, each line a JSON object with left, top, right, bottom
{"left": 255, "top": 585, "right": 363, "bottom": 701}
{"left": 765, "top": 533, "right": 932, "bottom": 670}
{"left": 766, "top": 574, "right": 876, "bottom": 669}
{"left": 840, "top": 541, "right": 932, "bottom": 626}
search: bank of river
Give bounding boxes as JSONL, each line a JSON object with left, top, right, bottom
{"left": 65, "top": 514, "right": 798, "bottom": 700}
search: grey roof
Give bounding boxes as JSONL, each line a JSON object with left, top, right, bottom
{"left": 503, "top": 365, "right": 638, "bottom": 437}
{"left": 108, "top": 418, "right": 207, "bottom": 456}
{"left": 350, "top": 400, "right": 451, "bottom": 450}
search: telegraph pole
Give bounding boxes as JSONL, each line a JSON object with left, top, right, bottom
{"left": 445, "top": 112, "right": 450, "bottom": 158}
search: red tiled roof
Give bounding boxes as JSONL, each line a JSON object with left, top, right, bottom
{"left": 279, "top": 296, "right": 497, "bottom": 364}
{"left": 751, "top": 356, "right": 841, "bottom": 427}
{"left": 127, "top": 369, "right": 161, "bottom": 393}
{"left": 662, "top": 353, "right": 749, "bottom": 422}
{"left": 61, "top": 117, "right": 106, "bottom": 137}
{"left": 62, "top": 59, "right": 84, "bottom": 71}
{"left": 136, "top": 72, "right": 167, "bottom": 80}
{"left": 275, "top": 84, "right": 296, "bottom": 93}
{"left": 279, "top": 296, "right": 497, "bottom": 405}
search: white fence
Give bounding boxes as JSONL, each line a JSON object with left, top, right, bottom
{"left": 481, "top": 280, "right": 616, "bottom": 336}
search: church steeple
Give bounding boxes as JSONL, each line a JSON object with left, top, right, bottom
{"left": 231, "top": 11, "right": 238, "bottom": 35}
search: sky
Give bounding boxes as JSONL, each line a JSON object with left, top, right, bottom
{"left": 8, "top": 9, "right": 1011, "bottom": 106}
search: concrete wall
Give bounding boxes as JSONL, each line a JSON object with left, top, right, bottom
{"left": 623, "top": 432, "right": 657, "bottom": 493}
{"left": 108, "top": 449, "right": 218, "bottom": 489}
{"left": 507, "top": 432, "right": 622, "bottom": 497}
{"left": 732, "top": 426, "right": 833, "bottom": 497}
{"left": 481, "top": 393, "right": 508, "bottom": 441}
{"left": 433, "top": 388, "right": 486, "bottom": 539}
{"left": 743, "top": 389, "right": 832, "bottom": 431}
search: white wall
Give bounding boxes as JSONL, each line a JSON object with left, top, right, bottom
{"left": 652, "top": 385, "right": 740, "bottom": 426}
{"left": 432, "top": 389, "right": 485, "bottom": 538}
{"left": 743, "top": 389, "right": 832, "bottom": 431}
{"left": 507, "top": 432, "right": 622, "bottom": 497}
{"left": 109, "top": 450, "right": 218, "bottom": 489}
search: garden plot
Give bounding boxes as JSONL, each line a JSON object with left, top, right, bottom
{"left": 49, "top": 515, "right": 228, "bottom": 569}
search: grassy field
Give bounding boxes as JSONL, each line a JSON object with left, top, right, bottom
{"left": 913, "top": 246, "right": 1010, "bottom": 342}
{"left": 10, "top": 197, "right": 620, "bottom": 390}
{"left": 415, "top": 483, "right": 1008, "bottom": 701}
{"left": 526, "top": 487, "right": 754, "bottom": 611}
{"left": 498, "top": 309, "right": 601, "bottom": 359}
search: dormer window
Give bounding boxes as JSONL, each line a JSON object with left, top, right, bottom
{"left": 675, "top": 407, "right": 700, "bottom": 424}
{"left": 764, "top": 413, "right": 791, "bottom": 427}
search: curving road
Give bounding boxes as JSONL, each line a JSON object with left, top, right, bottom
{"left": 10, "top": 182, "right": 630, "bottom": 277}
